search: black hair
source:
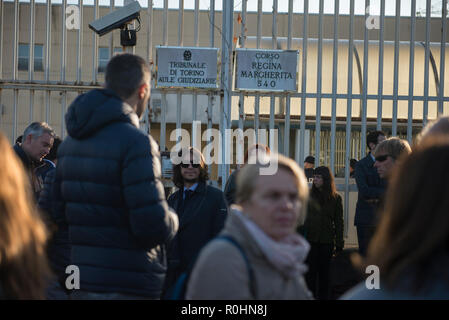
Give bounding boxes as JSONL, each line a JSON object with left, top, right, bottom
{"left": 367, "top": 131, "right": 386, "bottom": 150}
{"left": 105, "top": 54, "right": 150, "bottom": 100}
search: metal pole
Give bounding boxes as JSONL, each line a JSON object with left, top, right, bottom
{"left": 344, "top": 0, "right": 355, "bottom": 238}
{"left": 29, "top": 0, "right": 36, "bottom": 123}
{"left": 147, "top": 0, "right": 153, "bottom": 134}
{"left": 284, "top": 0, "right": 293, "bottom": 156}
{"left": 221, "top": 0, "right": 234, "bottom": 188}
{"left": 92, "top": 0, "right": 99, "bottom": 84}
{"left": 330, "top": 0, "right": 339, "bottom": 173}
{"left": 423, "top": 0, "right": 431, "bottom": 126}
{"left": 407, "top": 0, "right": 416, "bottom": 143}
{"left": 377, "top": 0, "right": 385, "bottom": 130}
{"left": 270, "top": 0, "right": 277, "bottom": 151}
{"left": 392, "top": 0, "right": 401, "bottom": 137}
{"left": 361, "top": 0, "right": 369, "bottom": 159}
{"left": 254, "top": 0, "right": 262, "bottom": 143}
{"left": 315, "top": 0, "right": 323, "bottom": 165}
{"left": 161, "top": 0, "right": 169, "bottom": 152}
{"left": 194, "top": 0, "right": 199, "bottom": 46}
{"left": 439, "top": 0, "right": 447, "bottom": 116}
{"left": 77, "top": 0, "right": 83, "bottom": 83}
{"left": 299, "top": 0, "right": 309, "bottom": 168}
{"left": 13, "top": 0, "right": 19, "bottom": 81}
{"left": 61, "top": 0, "right": 67, "bottom": 83}
{"left": 178, "top": 0, "right": 183, "bottom": 143}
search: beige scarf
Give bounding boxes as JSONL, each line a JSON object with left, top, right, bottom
{"left": 233, "top": 208, "right": 310, "bottom": 279}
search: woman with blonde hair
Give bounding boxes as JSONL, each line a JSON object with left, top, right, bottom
{"left": 0, "top": 133, "right": 51, "bottom": 299}
{"left": 186, "top": 153, "right": 313, "bottom": 299}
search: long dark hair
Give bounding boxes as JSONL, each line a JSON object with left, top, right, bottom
{"left": 311, "top": 166, "right": 337, "bottom": 203}
{"left": 360, "top": 138, "right": 449, "bottom": 292}
{"left": 172, "top": 147, "right": 209, "bottom": 189}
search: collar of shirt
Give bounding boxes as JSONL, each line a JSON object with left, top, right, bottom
{"left": 183, "top": 183, "right": 198, "bottom": 199}
{"left": 370, "top": 153, "right": 375, "bottom": 163}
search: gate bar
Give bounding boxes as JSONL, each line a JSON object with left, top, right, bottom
{"left": 392, "top": 0, "right": 401, "bottom": 137}
{"left": 270, "top": 0, "right": 277, "bottom": 151}
{"left": 299, "top": 0, "right": 309, "bottom": 168}
{"left": 423, "top": 0, "right": 431, "bottom": 126}
{"left": 315, "top": 0, "right": 324, "bottom": 164}
{"left": 330, "top": 0, "right": 339, "bottom": 173}
{"left": 361, "top": 0, "right": 369, "bottom": 159}
{"left": 344, "top": 0, "right": 355, "bottom": 238}
{"left": 439, "top": 0, "right": 447, "bottom": 116}
{"left": 376, "top": 0, "right": 385, "bottom": 130}
{"left": 407, "top": 0, "right": 416, "bottom": 143}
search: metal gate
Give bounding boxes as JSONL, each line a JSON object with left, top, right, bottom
{"left": 1, "top": 0, "right": 448, "bottom": 243}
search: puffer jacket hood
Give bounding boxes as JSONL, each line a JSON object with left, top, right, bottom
{"left": 65, "top": 89, "right": 140, "bottom": 139}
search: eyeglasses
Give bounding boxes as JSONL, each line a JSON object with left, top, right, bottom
{"left": 180, "top": 162, "right": 200, "bottom": 169}
{"left": 375, "top": 154, "right": 390, "bottom": 162}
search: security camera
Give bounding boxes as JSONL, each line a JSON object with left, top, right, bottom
{"left": 89, "top": 1, "right": 141, "bottom": 37}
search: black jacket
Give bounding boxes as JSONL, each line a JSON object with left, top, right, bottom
{"left": 164, "top": 182, "right": 227, "bottom": 292}
{"left": 299, "top": 194, "right": 344, "bottom": 249}
{"left": 38, "top": 168, "right": 70, "bottom": 285}
{"left": 13, "top": 143, "right": 46, "bottom": 200}
{"left": 52, "top": 88, "right": 178, "bottom": 297}
{"left": 354, "top": 154, "right": 386, "bottom": 226}
{"left": 224, "top": 169, "right": 238, "bottom": 207}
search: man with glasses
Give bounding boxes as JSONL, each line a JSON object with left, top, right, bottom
{"left": 354, "top": 131, "right": 386, "bottom": 257}
{"left": 162, "top": 147, "right": 227, "bottom": 298}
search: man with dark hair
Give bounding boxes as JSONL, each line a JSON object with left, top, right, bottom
{"left": 13, "top": 122, "right": 55, "bottom": 199}
{"left": 354, "top": 130, "right": 386, "bottom": 256}
{"left": 53, "top": 53, "right": 178, "bottom": 299}
{"left": 162, "top": 147, "right": 227, "bottom": 298}
{"left": 304, "top": 155, "right": 315, "bottom": 181}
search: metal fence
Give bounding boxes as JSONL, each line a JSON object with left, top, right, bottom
{"left": 1, "top": 0, "right": 448, "bottom": 239}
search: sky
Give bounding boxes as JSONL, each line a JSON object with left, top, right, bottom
{"left": 3, "top": 0, "right": 447, "bottom": 17}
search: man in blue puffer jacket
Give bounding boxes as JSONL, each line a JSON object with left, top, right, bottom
{"left": 52, "top": 53, "right": 179, "bottom": 299}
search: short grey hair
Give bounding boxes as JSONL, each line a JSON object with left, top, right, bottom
{"left": 23, "top": 122, "right": 55, "bottom": 141}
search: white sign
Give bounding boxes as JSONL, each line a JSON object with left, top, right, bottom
{"left": 235, "top": 49, "right": 298, "bottom": 91}
{"left": 156, "top": 46, "right": 219, "bottom": 89}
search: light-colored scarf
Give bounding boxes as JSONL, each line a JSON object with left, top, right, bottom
{"left": 233, "top": 209, "right": 310, "bottom": 278}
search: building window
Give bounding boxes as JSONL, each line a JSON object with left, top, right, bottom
{"left": 18, "top": 44, "right": 44, "bottom": 72}
{"left": 98, "top": 47, "right": 123, "bottom": 73}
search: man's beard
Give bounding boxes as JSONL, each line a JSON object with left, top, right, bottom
{"left": 184, "top": 177, "right": 199, "bottom": 184}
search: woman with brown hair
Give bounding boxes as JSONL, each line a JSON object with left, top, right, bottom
{"left": 0, "top": 133, "right": 52, "bottom": 299}
{"left": 343, "top": 138, "right": 449, "bottom": 299}
{"left": 298, "top": 166, "right": 344, "bottom": 300}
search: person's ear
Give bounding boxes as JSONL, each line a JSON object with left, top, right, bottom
{"left": 25, "top": 134, "right": 33, "bottom": 145}
{"left": 138, "top": 83, "right": 149, "bottom": 100}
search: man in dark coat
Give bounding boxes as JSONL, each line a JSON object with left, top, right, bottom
{"left": 163, "top": 147, "right": 227, "bottom": 297}
{"left": 13, "top": 122, "right": 55, "bottom": 200}
{"left": 354, "top": 130, "right": 386, "bottom": 257}
{"left": 52, "top": 54, "right": 179, "bottom": 299}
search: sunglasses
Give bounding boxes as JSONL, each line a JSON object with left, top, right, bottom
{"left": 180, "top": 162, "right": 200, "bottom": 168}
{"left": 375, "top": 154, "right": 390, "bottom": 162}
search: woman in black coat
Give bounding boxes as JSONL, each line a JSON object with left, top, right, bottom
{"left": 298, "top": 166, "right": 344, "bottom": 300}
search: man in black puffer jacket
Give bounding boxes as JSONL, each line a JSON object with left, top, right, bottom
{"left": 52, "top": 54, "right": 179, "bottom": 299}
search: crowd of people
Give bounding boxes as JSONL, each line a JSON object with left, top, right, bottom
{"left": 1, "top": 53, "right": 449, "bottom": 300}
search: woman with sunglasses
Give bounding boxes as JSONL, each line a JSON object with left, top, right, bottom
{"left": 373, "top": 138, "right": 411, "bottom": 180}
{"left": 162, "top": 147, "right": 228, "bottom": 298}
{"left": 298, "top": 166, "right": 344, "bottom": 300}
